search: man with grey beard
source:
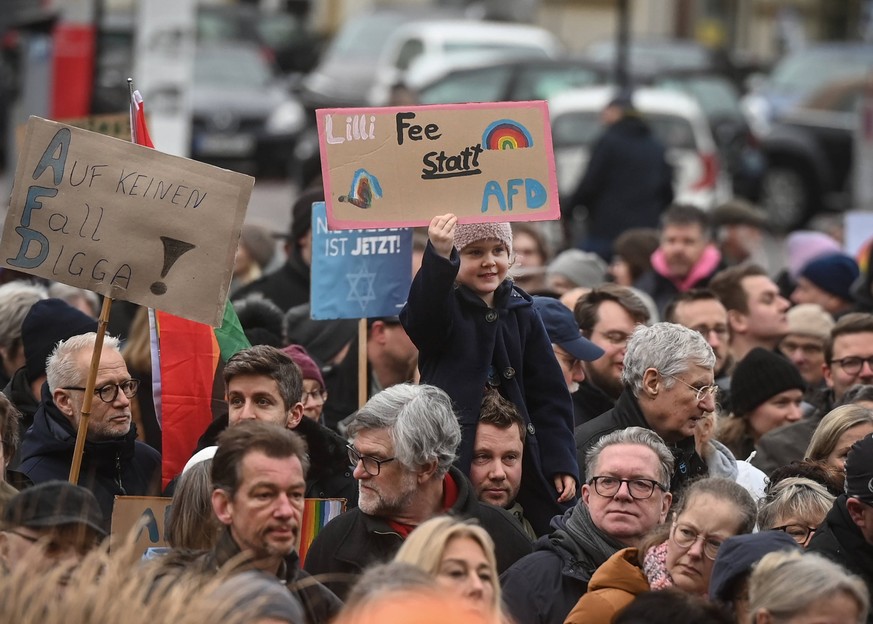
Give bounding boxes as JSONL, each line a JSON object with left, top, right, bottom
{"left": 303, "top": 383, "right": 532, "bottom": 599}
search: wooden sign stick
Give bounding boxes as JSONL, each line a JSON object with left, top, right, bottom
{"left": 358, "top": 318, "right": 367, "bottom": 409}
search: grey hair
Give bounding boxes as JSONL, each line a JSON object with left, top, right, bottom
{"left": 0, "top": 281, "right": 47, "bottom": 349}
{"left": 621, "top": 322, "right": 715, "bottom": 396}
{"left": 46, "top": 333, "right": 122, "bottom": 392}
{"left": 757, "top": 477, "right": 834, "bottom": 531}
{"left": 749, "top": 550, "right": 869, "bottom": 623}
{"left": 584, "top": 426, "right": 674, "bottom": 487}
{"left": 347, "top": 384, "right": 460, "bottom": 477}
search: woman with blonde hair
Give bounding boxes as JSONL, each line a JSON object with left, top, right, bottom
{"left": 748, "top": 550, "right": 868, "bottom": 623}
{"left": 805, "top": 404, "right": 873, "bottom": 472}
{"left": 394, "top": 516, "right": 502, "bottom": 622}
{"left": 757, "top": 477, "right": 834, "bottom": 548}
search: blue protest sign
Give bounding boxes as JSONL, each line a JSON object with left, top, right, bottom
{"left": 310, "top": 202, "right": 412, "bottom": 319}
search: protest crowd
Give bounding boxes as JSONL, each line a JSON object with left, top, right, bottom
{"left": 4, "top": 93, "right": 873, "bottom": 624}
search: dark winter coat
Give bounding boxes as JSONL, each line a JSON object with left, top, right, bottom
{"left": 2, "top": 368, "right": 40, "bottom": 469}
{"left": 807, "top": 495, "right": 873, "bottom": 623}
{"left": 302, "top": 466, "right": 533, "bottom": 600}
{"left": 232, "top": 249, "right": 310, "bottom": 313}
{"left": 400, "top": 243, "right": 579, "bottom": 535}
{"left": 574, "top": 390, "right": 707, "bottom": 493}
{"left": 499, "top": 509, "right": 624, "bottom": 624}
{"left": 17, "top": 384, "right": 161, "bottom": 531}
{"left": 191, "top": 528, "right": 342, "bottom": 624}
{"left": 571, "top": 379, "right": 616, "bottom": 427}
{"left": 564, "top": 115, "right": 673, "bottom": 242}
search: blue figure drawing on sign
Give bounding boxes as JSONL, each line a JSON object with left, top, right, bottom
{"left": 338, "top": 169, "right": 383, "bottom": 209}
{"left": 347, "top": 260, "right": 377, "bottom": 312}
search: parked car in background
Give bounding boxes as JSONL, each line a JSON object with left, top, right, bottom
{"left": 550, "top": 87, "right": 729, "bottom": 210}
{"left": 190, "top": 43, "right": 305, "bottom": 176}
{"left": 742, "top": 42, "right": 873, "bottom": 135}
{"left": 417, "top": 57, "right": 606, "bottom": 105}
{"left": 759, "top": 77, "right": 869, "bottom": 231}
{"left": 368, "top": 20, "right": 563, "bottom": 105}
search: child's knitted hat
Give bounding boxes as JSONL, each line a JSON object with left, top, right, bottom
{"left": 453, "top": 222, "right": 513, "bottom": 255}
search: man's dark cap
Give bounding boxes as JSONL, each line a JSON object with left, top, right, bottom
{"left": 22, "top": 299, "right": 97, "bottom": 381}
{"left": 2, "top": 481, "right": 106, "bottom": 536}
{"left": 845, "top": 434, "right": 873, "bottom": 504}
{"left": 533, "top": 296, "right": 604, "bottom": 361}
{"left": 709, "top": 531, "right": 801, "bottom": 602}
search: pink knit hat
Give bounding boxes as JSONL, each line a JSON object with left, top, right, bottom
{"left": 453, "top": 222, "right": 513, "bottom": 255}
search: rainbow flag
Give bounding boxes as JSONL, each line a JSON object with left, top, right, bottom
{"left": 131, "top": 89, "right": 251, "bottom": 488}
{"left": 298, "top": 498, "right": 346, "bottom": 566}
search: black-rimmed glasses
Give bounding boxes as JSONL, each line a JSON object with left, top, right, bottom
{"left": 830, "top": 356, "right": 873, "bottom": 375}
{"left": 662, "top": 373, "right": 718, "bottom": 402}
{"left": 62, "top": 379, "right": 140, "bottom": 403}
{"left": 588, "top": 476, "right": 666, "bottom": 500}
{"left": 347, "top": 444, "right": 395, "bottom": 476}
{"left": 772, "top": 524, "right": 816, "bottom": 546}
{"left": 671, "top": 523, "right": 723, "bottom": 560}
{"left": 302, "top": 389, "right": 327, "bottom": 403}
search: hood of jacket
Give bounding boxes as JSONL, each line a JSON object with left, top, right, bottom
{"left": 705, "top": 439, "right": 739, "bottom": 480}
{"left": 19, "top": 383, "right": 138, "bottom": 468}
{"left": 587, "top": 547, "right": 649, "bottom": 594}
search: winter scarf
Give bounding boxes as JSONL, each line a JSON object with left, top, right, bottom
{"left": 643, "top": 541, "right": 674, "bottom": 590}
{"left": 551, "top": 502, "right": 626, "bottom": 570}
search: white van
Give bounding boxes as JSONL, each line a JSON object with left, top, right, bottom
{"left": 367, "top": 20, "right": 563, "bottom": 106}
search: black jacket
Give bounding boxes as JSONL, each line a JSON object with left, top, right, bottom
{"left": 17, "top": 384, "right": 161, "bottom": 530}
{"left": 808, "top": 495, "right": 873, "bottom": 623}
{"left": 571, "top": 380, "right": 616, "bottom": 428}
{"left": 302, "top": 466, "right": 533, "bottom": 599}
{"left": 499, "top": 512, "right": 623, "bottom": 624}
{"left": 574, "top": 390, "right": 707, "bottom": 493}
{"left": 194, "top": 528, "right": 342, "bottom": 624}
{"left": 401, "top": 243, "right": 578, "bottom": 535}
{"left": 232, "top": 249, "right": 310, "bottom": 313}
{"left": 564, "top": 115, "right": 673, "bottom": 242}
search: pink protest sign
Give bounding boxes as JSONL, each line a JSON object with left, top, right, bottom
{"left": 317, "top": 101, "right": 560, "bottom": 229}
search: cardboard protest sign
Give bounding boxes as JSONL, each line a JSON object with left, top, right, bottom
{"left": 310, "top": 202, "right": 412, "bottom": 319}
{"left": 111, "top": 496, "right": 172, "bottom": 555}
{"left": 317, "top": 101, "right": 559, "bottom": 229}
{"left": 0, "top": 116, "right": 253, "bottom": 327}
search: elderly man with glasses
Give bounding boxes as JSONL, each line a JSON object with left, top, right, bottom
{"left": 575, "top": 322, "right": 715, "bottom": 494}
{"left": 304, "top": 383, "right": 533, "bottom": 600}
{"left": 500, "top": 427, "right": 673, "bottom": 624}
{"left": 16, "top": 333, "right": 160, "bottom": 531}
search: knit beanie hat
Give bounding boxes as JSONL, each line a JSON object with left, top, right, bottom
{"left": 799, "top": 253, "right": 860, "bottom": 302}
{"left": 786, "top": 303, "right": 835, "bottom": 341}
{"left": 238, "top": 223, "right": 276, "bottom": 269}
{"left": 453, "top": 222, "right": 513, "bottom": 255}
{"left": 786, "top": 231, "right": 840, "bottom": 278}
{"left": 845, "top": 434, "right": 873, "bottom": 504}
{"left": 281, "top": 344, "right": 325, "bottom": 388}
{"left": 730, "top": 348, "right": 805, "bottom": 417}
{"left": 546, "top": 249, "right": 608, "bottom": 288}
{"left": 22, "top": 298, "right": 97, "bottom": 381}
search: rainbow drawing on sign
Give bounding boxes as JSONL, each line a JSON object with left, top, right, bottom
{"left": 482, "top": 119, "right": 534, "bottom": 150}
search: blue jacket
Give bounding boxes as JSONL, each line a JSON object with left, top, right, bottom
{"left": 400, "top": 243, "right": 578, "bottom": 535}
{"left": 17, "top": 384, "right": 161, "bottom": 531}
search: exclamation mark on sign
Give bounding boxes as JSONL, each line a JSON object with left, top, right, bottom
{"left": 150, "top": 236, "right": 196, "bottom": 295}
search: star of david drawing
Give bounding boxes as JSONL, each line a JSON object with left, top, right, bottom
{"left": 346, "top": 261, "right": 377, "bottom": 312}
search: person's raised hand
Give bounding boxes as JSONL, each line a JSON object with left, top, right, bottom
{"left": 429, "top": 213, "right": 457, "bottom": 259}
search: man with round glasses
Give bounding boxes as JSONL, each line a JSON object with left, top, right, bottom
{"left": 500, "top": 427, "right": 673, "bottom": 624}
{"left": 16, "top": 333, "right": 160, "bottom": 530}
{"left": 575, "top": 322, "right": 714, "bottom": 494}
{"left": 304, "top": 383, "right": 533, "bottom": 600}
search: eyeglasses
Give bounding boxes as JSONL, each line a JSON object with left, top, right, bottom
{"left": 662, "top": 373, "right": 718, "bottom": 402}
{"left": 62, "top": 379, "right": 140, "bottom": 403}
{"left": 588, "top": 476, "right": 666, "bottom": 500}
{"left": 830, "top": 356, "right": 873, "bottom": 375}
{"left": 347, "top": 444, "right": 395, "bottom": 476}
{"left": 773, "top": 524, "right": 816, "bottom": 546}
{"left": 5, "top": 529, "right": 95, "bottom": 557}
{"left": 671, "top": 523, "right": 723, "bottom": 560}
{"left": 302, "top": 389, "right": 327, "bottom": 403}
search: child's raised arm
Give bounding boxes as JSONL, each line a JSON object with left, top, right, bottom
{"left": 428, "top": 213, "right": 458, "bottom": 259}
